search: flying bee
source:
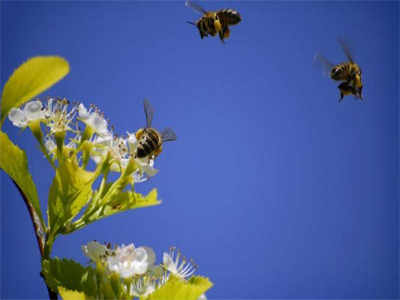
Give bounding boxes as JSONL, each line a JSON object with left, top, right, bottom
{"left": 315, "top": 39, "right": 363, "bottom": 102}
{"left": 185, "top": 0, "right": 242, "bottom": 42}
{"left": 135, "top": 99, "right": 177, "bottom": 159}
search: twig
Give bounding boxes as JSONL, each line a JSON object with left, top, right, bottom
{"left": 12, "top": 180, "right": 58, "bottom": 300}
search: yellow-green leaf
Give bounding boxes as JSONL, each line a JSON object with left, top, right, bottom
{"left": 142, "top": 275, "right": 213, "bottom": 300}
{"left": 0, "top": 56, "right": 69, "bottom": 126}
{"left": 42, "top": 258, "right": 130, "bottom": 300}
{"left": 59, "top": 288, "right": 89, "bottom": 300}
{"left": 68, "top": 187, "right": 160, "bottom": 233}
{"left": 0, "top": 131, "right": 44, "bottom": 227}
{"left": 48, "top": 158, "right": 97, "bottom": 236}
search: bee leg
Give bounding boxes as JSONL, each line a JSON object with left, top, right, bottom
{"left": 339, "top": 92, "right": 344, "bottom": 102}
{"left": 198, "top": 29, "right": 204, "bottom": 39}
{"left": 218, "top": 31, "right": 225, "bottom": 43}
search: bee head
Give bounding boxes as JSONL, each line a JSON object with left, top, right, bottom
{"left": 135, "top": 128, "right": 145, "bottom": 140}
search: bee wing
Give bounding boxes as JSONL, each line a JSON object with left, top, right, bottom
{"left": 161, "top": 128, "right": 177, "bottom": 142}
{"left": 143, "top": 99, "right": 154, "bottom": 128}
{"left": 313, "top": 53, "right": 335, "bottom": 77}
{"left": 185, "top": 0, "right": 207, "bottom": 14}
{"left": 337, "top": 38, "right": 354, "bottom": 63}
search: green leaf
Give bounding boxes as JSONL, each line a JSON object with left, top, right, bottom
{"left": 58, "top": 287, "right": 90, "bottom": 300}
{"left": 66, "top": 159, "right": 161, "bottom": 233}
{"left": 0, "top": 56, "right": 69, "bottom": 127}
{"left": 101, "top": 188, "right": 160, "bottom": 217}
{"left": 0, "top": 131, "right": 45, "bottom": 227}
{"left": 42, "top": 258, "right": 97, "bottom": 295}
{"left": 42, "top": 258, "right": 130, "bottom": 300}
{"left": 48, "top": 158, "right": 98, "bottom": 236}
{"left": 69, "top": 187, "right": 160, "bottom": 233}
{"left": 141, "top": 275, "right": 213, "bottom": 300}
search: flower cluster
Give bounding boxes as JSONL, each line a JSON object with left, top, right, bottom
{"left": 8, "top": 97, "right": 157, "bottom": 182}
{"left": 82, "top": 241, "right": 204, "bottom": 299}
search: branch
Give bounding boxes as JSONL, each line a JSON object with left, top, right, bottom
{"left": 12, "top": 180, "right": 58, "bottom": 300}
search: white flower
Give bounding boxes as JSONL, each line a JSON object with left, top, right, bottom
{"left": 8, "top": 108, "right": 27, "bottom": 127}
{"left": 78, "top": 103, "right": 109, "bottom": 136}
{"left": 163, "top": 247, "right": 198, "bottom": 280}
{"left": 25, "top": 100, "right": 46, "bottom": 121}
{"left": 8, "top": 100, "right": 46, "bottom": 127}
{"left": 82, "top": 241, "right": 109, "bottom": 262}
{"left": 45, "top": 98, "right": 77, "bottom": 134}
{"left": 134, "top": 157, "right": 158, "bottom": 183}
{"left": 127, "top": 131, "right": 137, "bottom": 147}
{"left": 105, "top": 244, "right": 155, "bottom": 278}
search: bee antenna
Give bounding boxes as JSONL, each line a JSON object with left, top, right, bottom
{"left": 186, "top": 21, "right": 196, "bottom": 26}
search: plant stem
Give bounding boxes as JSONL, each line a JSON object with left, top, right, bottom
{"left": 12, "top": 180, "right": 58, "bottom": 300}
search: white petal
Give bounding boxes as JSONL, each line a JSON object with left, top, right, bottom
{"left": 91, "top": 114, "right": 108, "bottom": 135}
{"left": 94, "top": 134, "right": 113, "bottom": 146}
{"left": 8, "top": 108, "right": 27, "bottom": 127}
{"left": 78, "top": 103, "right": 90, "bottom": 120}
{"left": 82, "top": 241, "right": 107, "bottom": 262}
{"left": 132, "top": 260, "right": 148, "bottom": 275}
{"left": 135, "top": 247, "right": 148, "bottom": 263}
{"left": 127, "top": 132, "right": 137, "bottom": 143}
{"left": 24, "top": 100, "right": 44, "bottom": 121}
{"left": 142, "top": 246, "right": 156, "bottom": 266}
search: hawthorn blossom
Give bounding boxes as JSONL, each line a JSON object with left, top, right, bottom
{"left": 45, "top": 98, "right": 77, "bottom": 134}
{"left": 8, "top": 100, "right": 46, "bottom": 127}
{"left": 163, "top": 247, "right": 198, "bottom": 280}
{"left": 78, "top": 103, "right": 109, "bottom": 136}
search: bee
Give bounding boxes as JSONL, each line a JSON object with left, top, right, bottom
{"left": 185, "top": 0, "right": 242, "bottom": 42}
{"left": 315, "top": 39, "right": 363, "bottom": 102}
{"left": 135, "top": 99, "right": 177, "bottom": 159}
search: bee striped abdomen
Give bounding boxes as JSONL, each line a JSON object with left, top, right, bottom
{"left": 217, "top": 9, "right": 242, "bottom": 26}
{"left": 136, "top": 128, "right": 161, "bottom": 158}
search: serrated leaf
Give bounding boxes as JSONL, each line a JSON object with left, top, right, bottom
{"left": 67, "top": 160, "right": 161, "bottom": 233}
{"left": 42, "top": 258, "right": 97, "bottom": 295}
{"left": 48, "top": 158, "right": 98, "bottom": 236}
{"left": 142, "top": 275, "right": 213, "bottom": 300}
{"left": 101, "top": 188, "right": 160, "bottom": 217}
{"left": 42, "top": 258, "right": 131, "bottom": 300}
{"left": 0, "top": 56, "right": 69, "bottom": 126}
{"left": 70, "top": 188, "right": 160, "bottom": 233}
{"left": 0, "top": 131, "right": 44, "bottom": 227}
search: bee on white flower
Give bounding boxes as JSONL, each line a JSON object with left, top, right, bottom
{"left": 90, "top": 132, "right": 158, "bottom": 181}
{"left": 163, "top": 247, "right": 198, "bottom": 280}
{"left": 8, "top": 97, "right": 160, "bottom": 183}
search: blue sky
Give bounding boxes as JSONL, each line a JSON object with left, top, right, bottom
{"left": 1, "top": 1, "right": 399, "bottom": 299}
